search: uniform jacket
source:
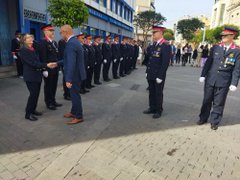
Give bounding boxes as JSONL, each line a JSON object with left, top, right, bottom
{"left": 64, "top": 37, "right": 86, "bottom": 83}
{"left": 111, "top": 42, "right": 120, "bottom": 60}
{"left": 146, "top": 39, "right": 171, "bottom": 80}
{"left": 85, "top": 44, "right": 95, "bottom": 67}
{"left": 201, "top": 43, "right": 240, "bottom": 87}
{"left": 11, "top": 38, "right": 20, "bottom": 56}
{"left": 134, "top": 45, "right": 139, "bottom": 59}
{"left": 93, "top": 43, "right": 103, "bottom": 65}
{"left": 82, "top": 44, "right": 89, "bottom": 69}
{"left": 39, "top": 37, "right": 59, "bottom": 63}
{"left": 120, "top": 43, "right": 127, "bottom": 59}
{"left": 102, "top": 42, "right": 112, "bottom": 61}
{"left": 20, "top": 47, "right": 47, "bottom": 82}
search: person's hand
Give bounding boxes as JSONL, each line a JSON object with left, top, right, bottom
{"left": 42, "top": 71, "right": 48, "bottom": 78}
{"left": 120, "top": 57, "right": 123, "bottom": 61}
{"left": 145, "top": 73, "right": 147, "bottom": 77}
{"left": 156, "top": 78, "right": 162, "bottom": 84}
{"left": 13, "top": 55, "right": 18, "bottom": 59}
{"left": 229, "top": 85, "right": 237, "bottom": 92}
{"left": 114, "top": 59, "right": 117, "bottom": 63}
{"left": 88, "top": 66, "right": 90, "bottom": 69}
{"left": 66, "top": 82, "right": 72, "bottom": 89}
{"left": 199, "top": 77, "right": 205, "bottom": 83}
{"left": 47, "top": 62, "right": 57, "bottom": 69}
{"left": 103, "top": 59, "right": 107, "bottom": 64}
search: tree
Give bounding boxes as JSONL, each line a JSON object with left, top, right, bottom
{"left": 47, "top": 0, "right": 89, "bottom": 28}
{"left": 163, "top": 29, "right": 174, "bottom": 41}
{"left": 134, "top": 10, "right": 166, "bottom": 48}
{"left": 177, "top": 18, "right": 204, "bottom": 41}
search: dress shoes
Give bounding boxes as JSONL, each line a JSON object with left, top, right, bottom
{"left": 104, "top": 79, "right": 111, "bottom": 82}
{"left": 90, "top": 85, "right": 95, "bottom": 88}
{"left": 32, "top": 111, "right": 42, "bottom": 116}
{"left": 211, "top": 124, "right": 218, "bottom": 130}
{"left": 120, "top": 74, "right": 125, "bottom": 77}
{"left": 196, "top": 120, "right": 207, "bottom": 125}
{"left": 94, "top": 81, "right": 102, "bottom": 85}
{"left": 64, "top": 112, "right": 75, "bottom": 118}
{"left": 64, "top": 96, "right": 71, "bottom": 100}
{"left": 113, "top": 76, "right": 120, "bottom": 79}
{"left": 152, "top": 113, "right": 162, "bottom": 119}
{"left": 143, "top": 109, "right": 156, "bottom": 114}
{"left": 25, "top": 114, "right": 38, "bottom": 121}
{"left": 47, "top": 104, "right": 56, "bottom": 110}
{"left": 54, "top": 102, "right": 62, "bottom": 107}
{"left": 67, "top": 118, "right": 84, "bottom": 125}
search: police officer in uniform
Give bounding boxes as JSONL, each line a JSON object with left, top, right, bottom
{"left": 102, "top": 35, "right": 112, "bottom": 82}
{"left": 39, "top": 24, "right": 62, "bottom": 110}
{"left": 85, "top": 35, "right": 95, "bottom": 89}
{"left": 197, "top": 27, "right": 240, "bottom": 130}
{"left": 93, "top": 35, "right": 103, "bottom": 85}
{"left": 111, "top": 35, "right": 120, "bottom": 79}
{"left": 133, "top": 40, "right": 139, "bottom": 69}
{"left": 119, "top": 36, "right": 128, "bottom": 77}
{"left": 76, "top": 33, "right": 90, "bottom": 94}
{"left": 143, "top": 26, "right": 171, "bottom": 119}
{"left": 11, "top": 30, "right": 23, "bottom": 78}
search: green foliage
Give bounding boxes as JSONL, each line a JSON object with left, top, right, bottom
{"left": 47, "top": 0, "right": 89, "bottom": 28}
{"left": 164, "top": 29, "right": 174, "bottom": 40}
{"left": 177, "top": 18, "right": 204, "bottom": 41}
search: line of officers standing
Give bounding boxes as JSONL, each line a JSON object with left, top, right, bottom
{"left": 27, "top": 24, "right": 139, "bottom": 111}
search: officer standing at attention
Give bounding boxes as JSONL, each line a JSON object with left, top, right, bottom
{"left": 119, "top": 36, "right": 128, "bottom": 77}
{"left": 197, "top": 27, "right": 240, "bottom": 130}
{"left": 143, "top": 26, "right": 171, "bottom": 119}
{"left": 93, "top": 35, "right": 103, "bottom": 85}
{"left": 111, "top": 35, "right": 121, "bottom": 79}
{"left": 39, "top": 24, "right": 62, "bottom": 110}
{"left": 102, "top": 35, "right": 112, "bottom": 82}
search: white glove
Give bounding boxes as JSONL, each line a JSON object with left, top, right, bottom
{"left": 145, "top": 73, "right": 147, "bottom": 77}
{"left": 199, "top": 77, "right": 205, "bottom": 83}
{"left": 13, "top": 55, "right": 18, "bottom": 59}
{"left": 87, "top": 66, "right": 90, "bottom": 69}
{"left": 229, "top": 85, "right": 237, "bottom": 92}
{"left": 42, "top": 71, "right": 48, "bottom": 78}
{"left": 120, "top": 57, "right": 123, "bottom": 61}
{"left": 114, "top": 59, "right": 117, "bottom": 63}
{"left": 156, "top": 78, "right": 162, "bottom": 84}
{"left": 103, "top": 59, "right": 107, "bottom": 64}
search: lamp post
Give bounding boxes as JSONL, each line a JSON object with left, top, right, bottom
{"left": 202, "top": 26, "right": 206, "bottom": 44}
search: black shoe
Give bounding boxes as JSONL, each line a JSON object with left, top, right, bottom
{"left": 197, "top": 120, "right": 207, "bottom": 125}
{"left": 94, "top": 82, "right": 102, "bottom": 85}
{"left": 25, "top": 114, "right": 38, "bottom": 121}
{"left": 47, "top": 105, "right": 56, "bottom": 110}
{"left": 113, "top": 76, "right": 120, "bottom": 79}
{"left": 84, "top": 89, "right": 90, "bottom": 93}
{"left": 120, "top": 74, "right": 125, "bottom": 77}
{"left": 86, "top": 86, "right": 91, "bottom": 89}
{"left": 152, "top": 113, "right": 162, "bottom": 119}
{"left": 80, "top": 90, "right": 85, "bottom": 94}
{"left": 143, "top": 109, "right": 156, "bottom": 114}
{"left": 104, "top": 79, "right": 111, "bottom": 82}
{"left": 211, "top": 124, "right": 218, "bottom": 130}
{"left": 90, "top": 85, "right": 95, "bottom": 88}
{"left": 64, "top": 96, "right": 71, "bottom": 100}
{"left": 54, "top": 102, "right": 62, "bottom": 107}
{"left": 32, "top": 111, "right": 42, "bottom": 116}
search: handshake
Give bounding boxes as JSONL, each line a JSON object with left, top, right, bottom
{"left": 47, "top": 62, "right": 58, "bottom": 69}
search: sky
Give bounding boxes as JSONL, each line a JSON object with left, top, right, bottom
{"left": 155, "top": 0, "right": 214, "bottom": 29}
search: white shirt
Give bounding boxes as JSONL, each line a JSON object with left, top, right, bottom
{"left": 224, "top": 43, "right": 232, "bottom": 51}
{"left": 67, "top": 35, "right": 74, "bottom": 42}
{"left": 156, "top": 38, "right": 163, "bottom": 46}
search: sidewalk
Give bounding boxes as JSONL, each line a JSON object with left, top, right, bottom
{"left": 0, "top": 66, "right": 240, "bottom": 180}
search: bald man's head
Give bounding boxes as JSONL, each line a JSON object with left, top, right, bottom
{"left": 60, "top": 24, "right": 73, "bottom": 41}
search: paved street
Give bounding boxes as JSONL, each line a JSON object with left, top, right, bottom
{"left": 0, "top": 65, "right": 240, "bottom": 180}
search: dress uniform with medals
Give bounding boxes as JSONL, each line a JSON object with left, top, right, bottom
{"left": 39, "top": 24, "right": 62, "bottom": 110}
{"left": 93, "top": 35, "right": 103, "bottom": 85}
{"left": 111, "top": 35, "right": 121, "bottom": 79}
{"left": 143, "top": 26, "right": 171, "bottom": 119}
{"left": 198, "top": 27, "right": 240, "bottom": 130}
{"left": 119, "top": 37, "right": 128, "bottom": 77}
{"left": 102, "top": 35, "right": 112, "bottom": 81}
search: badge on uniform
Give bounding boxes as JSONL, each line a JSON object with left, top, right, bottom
{"left": 225, "top": 53, "right": 235, "bottom": 66}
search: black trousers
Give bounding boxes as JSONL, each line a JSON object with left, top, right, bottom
{"left": 25, "top": 81, "right": 41, "bottom": 116}
{"left": 94, "top": 63, "right": 102, "bottom": 83}
{"left": 16, "top": 57, "right": 23, "bottom": 76}
{"left": 199, "top": 84, "right": 229, "bottom": 125}
{"left": 112, "top": 59, "right": 120, "bottom": 78}
{"left": 102, "top": 60, "right": 111, "bottom": 80}
{"left": 133, "top": 57, "right": 138, "bottom": 69}
{"left": 86, "top": 66, "right": 94, "bottom": 87}
{"left": 182, "top": 55, "right": 188, "bottom": 66}
{"left": 148, "top": 79, "right": 165, "bottom": 113}
{"left": 119, "top": 58, "right": 126, "bottom": 75}
{"left": 44, "top": 68, "right": 59, "bottom": 106}
{"left": 176, "top": 55, "right": 181, "bottom": 64}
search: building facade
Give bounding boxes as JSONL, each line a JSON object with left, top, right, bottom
{"left": 0, "top": 0, "right": 135, "bottom": 67}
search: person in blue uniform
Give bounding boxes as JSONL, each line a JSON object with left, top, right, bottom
{"left": 93, "top": 35, "right": 103, "bottom": 85}
{"left": 20, "top": 34, "right": 57, "bottom": 121}
{"left": 119, "top": 36, "right": 128, "bottom": 77}
{"left": 111, "top": 35, "right": 120, "bottom": 79}
{"left": 102, "top": 35, "right": 112, "bottom": 82}
{"left": 39, "top": 24, "right": 62, "bottom": 110}
{"left": 197, "top": 27, "right": 240, "bottom": 130}
{"left": 143, "top": 26, "right": 171, "bottom": 119}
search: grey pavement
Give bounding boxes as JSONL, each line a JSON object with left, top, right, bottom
{"left": 0, "top": 65, "right": 240, "bottom": 180}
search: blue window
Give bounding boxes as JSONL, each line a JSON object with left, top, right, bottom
{"left": 111, "top": 0, "right": 116, "bottom": 12}
{"left": 115, "top": 0, "right": 118, "bottom": 14}
{"left": 120, "top": 3, "right": 123, "bottom": 17}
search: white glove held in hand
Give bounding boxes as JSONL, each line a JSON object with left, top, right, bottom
{"left": 156, "top": 78, "right": 162, "bottom": 84}
{"left": 103, "top": 59, "right": 107, "bottom": 64}
{"left": 43, "top": 71, "right": 48, "bottom": 78}
{"left": 199, "top": 77, "right": 205, "bottom": 83}
{"left": 229, "top": 85, "right": 237, "bottom": 92}
{"left": 120, "top": 57, "right": 123, "bottom": 61}
{"left": 13, "top": 55, "right": 18, "bottom": 59}
{"left": 145, "top": 73, "right": 147, "bottom": 77}
{"left": 114, "top": 59, "right": 117, "bottom": 63}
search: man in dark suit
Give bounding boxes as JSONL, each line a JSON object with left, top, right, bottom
{"left": 11, "top": 30, "right": 23, "bottom": 78}
{"left": 39, "top": 24, "right": 62, "bottom": 110}
{"left": 119, "top": 36, "right": 128, "bottom": 77}
{"left": 133, "top": 40, "right": 139, "bottom": 69}
{"left": 143, "top": 26, "right": 171, "bottom": 119}
{"left": 102, "top": 35, "right": 112, "bottom": 82}
{"left": 60, "top": 25, "right": 86, "bottom": 125}
{"left": 58, "top": 38, "right": 71, "bottom": 100}
{"left": 111, "top": 35, "right": 120, "bottom": 79}
{"left": 198, "top": 27, "right": 240, "bottom": 130}
{"left": 93, "top": 35, "right": 103, "bottom": 84}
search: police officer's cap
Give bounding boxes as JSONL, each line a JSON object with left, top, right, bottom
{"left": 221, "top": 27, "right": 239, "bottom": 36}
{"left": 76, "top": 33, "right": 85, "bottom": 38}
{"left": 94, "top": 35, "right": 101, "bottom": 39}
{"left": 152, "top": 26, "right": 166, "bottom": 33}
{"left": 41, "top": 24, "right": 54, "bottom": 31}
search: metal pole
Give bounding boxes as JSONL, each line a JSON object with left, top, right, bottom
{"left": 202, "top": 27, "right": 206, "bottom": 44}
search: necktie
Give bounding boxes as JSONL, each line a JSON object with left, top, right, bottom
{"left": 224, "top": 47, "right": 227, "bottom": 55}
